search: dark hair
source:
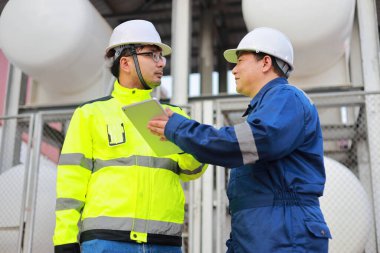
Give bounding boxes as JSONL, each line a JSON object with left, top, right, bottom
{"left": 252, "top": 52, "right": 286, "bottom": 78}
{"left": 109, "top": 52, "right": 123, "bottom": 78}
{"left": 106, "top": 45, "right": 147, "bottom": 78}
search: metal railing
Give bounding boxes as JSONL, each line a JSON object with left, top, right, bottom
{"left": 0, "top": 92, "right": 379, "bottom": 253}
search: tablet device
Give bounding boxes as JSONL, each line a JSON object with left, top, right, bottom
{"left": 122, "top": 99, "right": 183, "bottom": 156}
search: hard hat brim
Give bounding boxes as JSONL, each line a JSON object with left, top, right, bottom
{"left": 106, "top": 42, "right": 172, "bottom": 56}
{"left": 224, "top": 48, "right": 264, "bottom": 63}
{"left": 224, "top": 48, "right": 294, "bottom": 71}
{"left": 223, "top": 49, "right": 239, "bottom": 63}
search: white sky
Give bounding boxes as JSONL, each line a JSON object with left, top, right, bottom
{"left": 160, "top": 71, "right": 237, "bottom": 98}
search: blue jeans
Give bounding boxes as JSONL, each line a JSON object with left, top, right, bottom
{"left": 81, "top": 239, "right": 182, "bottom": 253}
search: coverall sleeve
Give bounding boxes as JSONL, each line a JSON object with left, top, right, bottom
{"left": 164, "top": 88, "right": 305, "bottom": 168}
{"left": 53, "top": 107, "right": 93, "bottom": 253}
{"left": 165, "top": 105, "right": 208, "bottom": 181}
{"left": 165, "top": 115, "right": 242, "bottom": 168}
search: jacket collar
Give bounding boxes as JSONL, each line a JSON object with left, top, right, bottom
{"left": 111, "top": 79, "right": 153, "bottom": 105}
{"left": 243, "top": 77, "right": 288, "bottom": 117}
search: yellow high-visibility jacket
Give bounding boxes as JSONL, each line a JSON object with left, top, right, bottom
{"left": 53, "top": 80, "right": 207, "bottom": 252}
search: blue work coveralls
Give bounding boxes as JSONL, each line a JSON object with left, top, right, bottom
{"left": 164, "top": 78, "right": 332, "bottom": 253}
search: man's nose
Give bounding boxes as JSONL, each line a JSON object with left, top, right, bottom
{"left": 157, "top": 57, "right": 166, "bottom": 67}
{"left": 232, "top": 65, "right": 237, "bottom": 75}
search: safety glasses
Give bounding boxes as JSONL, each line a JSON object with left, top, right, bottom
{"left": 136, "top": 51, "right": 166, "bottom": 63}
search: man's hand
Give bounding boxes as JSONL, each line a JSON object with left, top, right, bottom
{"left": 148, "top": 108, "right": 173, "bottom": 141}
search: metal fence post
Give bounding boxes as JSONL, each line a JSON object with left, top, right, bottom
{"left": 22, "top": 112, "right": 43, "bottom": 253}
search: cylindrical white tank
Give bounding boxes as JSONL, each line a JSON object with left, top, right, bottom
{"left": 242, "top": 0, "right": 355, "bottom": 78}
{"left": 0, "top": 0, "right": 112, "bottom": 95}
{"left": 0, "top": 164, "right": 25, "bottom": 253}
{"left": 0, "top": 161, "right": 57, "bottom": 253}
{"left": 320, "top": 157, "right": 372, "bottom": 253}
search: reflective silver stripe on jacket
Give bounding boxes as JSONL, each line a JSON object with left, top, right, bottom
{"left": 59, "top": 153, "right": 203, "bottom": 175}
{"left": 235, "top": 122, "right": 259, "bottom": 164}
{"left": 81, "top": 216, "right": 183, "bottom": 236}
{"left": 59, "top": 153, "right": 93, "bottom": 171}
{"left": 56, "top": 198, "right": 85, "bottom": 212}
{"left": 93, "top": 156, "right": 179, "bottom": 173}
{"left": 178, "top": 163, "right": 206, "bottom": 175}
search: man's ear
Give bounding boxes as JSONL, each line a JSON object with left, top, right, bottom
{"left": 120, "top": 56, "right": 131, "bottom": 73}
{"left": 262, "top": 55, "right": 273, "bottom": 73}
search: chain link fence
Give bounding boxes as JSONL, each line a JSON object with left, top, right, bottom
{"left": 0, "top": 115, "right": 33, "bottom": 253}
{"left": 27, "top": 112, "right": 72, "bottom": 253}
{"left": 310, "top": 92, "right": 377, "bottom": 253}
{"left": 0, "top": 92, "right": 379, "bottom": 253}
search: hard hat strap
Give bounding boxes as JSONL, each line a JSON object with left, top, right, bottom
{"left": 272, "top": 56, "right": 291, "bottom": 78}
{"left": 276, "top": 59, "right": 290, "bottom": 77}
{"left": 130, "top": 47, "right": 151, "bottom": 90}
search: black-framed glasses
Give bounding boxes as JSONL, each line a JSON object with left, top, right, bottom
{"left": 136, "top": 51, "right": 166, "bottom": 63}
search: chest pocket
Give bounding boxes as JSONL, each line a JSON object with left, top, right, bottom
{"left": 107, "top": 122, "right": 126, "bottom": 146}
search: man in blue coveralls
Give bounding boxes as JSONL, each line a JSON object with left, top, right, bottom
{"left": 148, "top": 27, "right": 332, "bottom": 253}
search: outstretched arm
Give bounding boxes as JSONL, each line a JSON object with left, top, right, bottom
{"left": 149, "top": 88, "right": 307, "bottom": 168}
{"left": 149, "top": 109, "right": 244, "bottom": 168}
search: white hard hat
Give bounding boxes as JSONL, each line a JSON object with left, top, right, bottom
{"left": 106, "top": 20, "right": 171, "bottom": 56}
{"left": 224, "top": 27, "right": 294, "bottom": 71}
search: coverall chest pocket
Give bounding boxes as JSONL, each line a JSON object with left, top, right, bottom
{"left": 107, "top": 122, "right": 126, "bottom": 146}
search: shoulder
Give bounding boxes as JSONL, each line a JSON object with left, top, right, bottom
{"left": 160, "top": 102, "right": 184, "bottom": 110}
{"left": 285, "top": 84, "right": 314, "bottom": 106}
{"left": 73, "top": 95, "right": 114, "bottom": 119}
{"left": 79, "top": 95, "right": 113, "bottom": 108}
{"left": 161, "top": 102, "right": 185, "bottom": 113}
{"left": 268, "top": 83, "right": 312, "bottom": 104}
{"left": 161, "top": 102, "right": 190, "bottom": 118}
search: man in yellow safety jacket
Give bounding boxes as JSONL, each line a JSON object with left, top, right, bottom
{"left": 53, "top": 20, "right": 207, "bottom": 253}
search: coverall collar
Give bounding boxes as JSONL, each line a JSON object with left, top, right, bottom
{"left": 250, "top": 77, "right": 288, "bottom": 107}
{"left": 243, "top": 77, "right": 288, "bottom": 117}
{"left": 111, "top": 79, "right": 153, "bottom": 104}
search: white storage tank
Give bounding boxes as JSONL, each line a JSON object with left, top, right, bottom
{"left": 242, "top": 0, "right": 356, "bottom": 89}
{"left": 0, "top": 0, "right": 112, "bottom": 105}
{"left": 320, "top": 157, "right": 372, "bottom": 253}
{"left": 0, "top": 161, "right": 57, "bottom": 253}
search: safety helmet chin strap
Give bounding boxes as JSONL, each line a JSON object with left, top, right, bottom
{"left": 130, "top": 46, "right": 152, "bottom": 90}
